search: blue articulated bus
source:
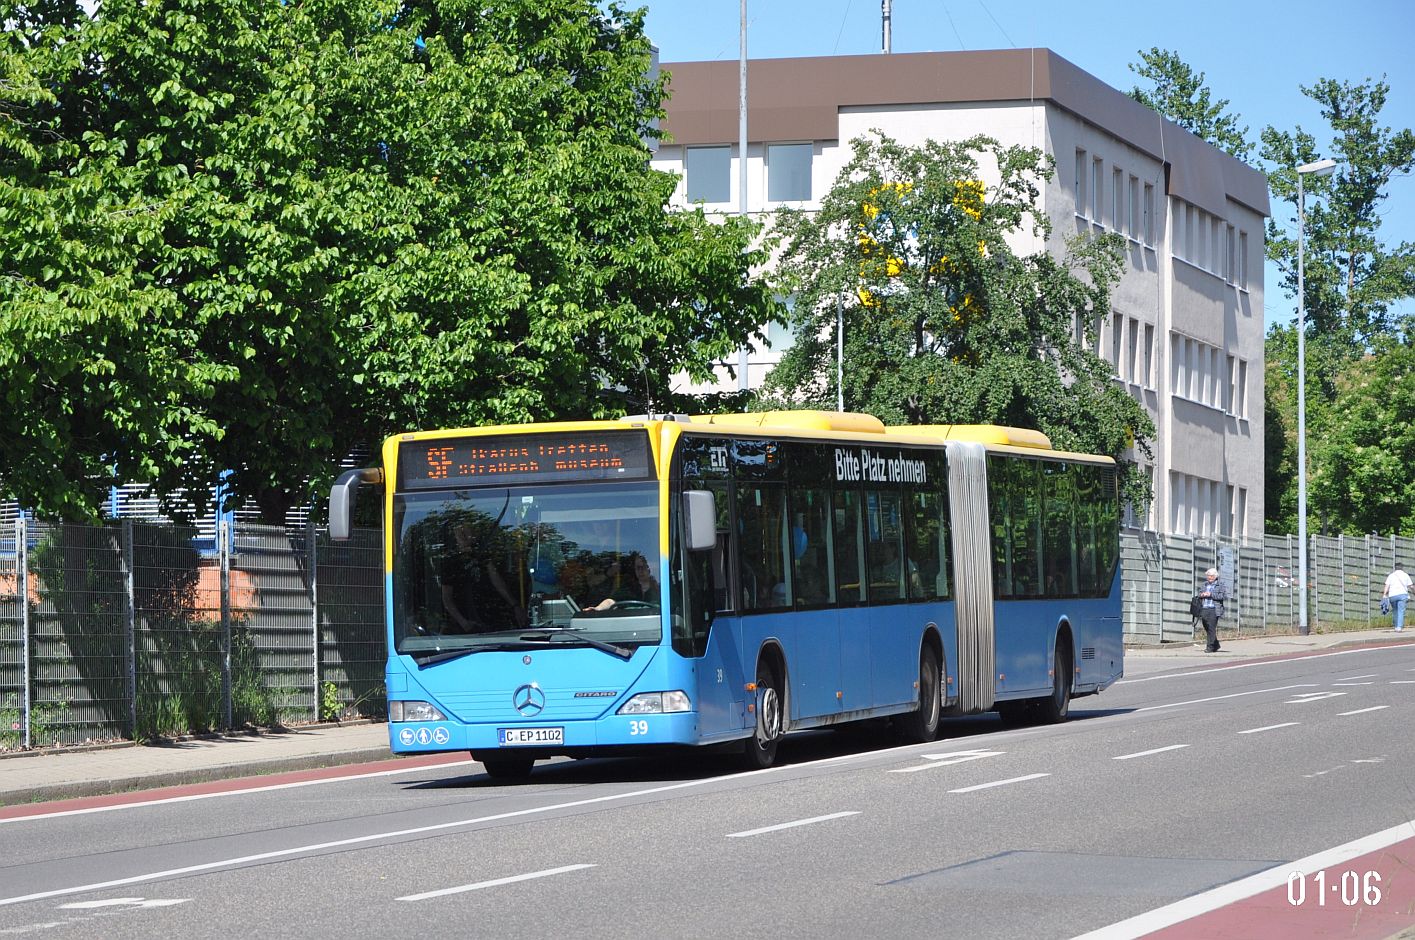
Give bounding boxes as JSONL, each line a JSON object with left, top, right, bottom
{"left": 328, "top": 410, "right": 1122, "bottom": 779}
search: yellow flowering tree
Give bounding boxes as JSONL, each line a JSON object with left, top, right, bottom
{"left": 763, "top": 131, "right": 1153, "bottom": 504}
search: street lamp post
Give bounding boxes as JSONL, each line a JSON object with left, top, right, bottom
{"left": 1296, "top": 157, "right": 1337, "bottom": 636}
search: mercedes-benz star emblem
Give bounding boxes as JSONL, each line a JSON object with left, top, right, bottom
{"left": 513, "top": 683, "right": 546, "bottom": 717}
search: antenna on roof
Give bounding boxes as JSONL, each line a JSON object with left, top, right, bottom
{"left": 882, "top": 0, "right": 892, "bottom": 54}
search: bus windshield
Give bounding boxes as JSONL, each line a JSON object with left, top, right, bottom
{"left": 391, "top": 482, "right": 662, "bottom": 656}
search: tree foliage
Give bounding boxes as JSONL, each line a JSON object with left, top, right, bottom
{"left": 1261, "top": 77, "right": 1415, "bottom": 535}
{"left": 1261, "top": 77, "right": 1415, "bottom": 362}
{"left": 761, "top": 132, "right": 1154, "bottom": 504}
{"left": 0, "top": 0, "right": 776, "bottom": 521}
{"left": 1127, "top": 47, "right": 1252, "bottom": 160}
{"left": 1306, "top": 340, "right": 1415, "bottom": 536}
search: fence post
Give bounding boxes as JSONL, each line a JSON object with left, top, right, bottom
{"left": 121, "top": 519, "right": 136, "bottom": 738}
{"left": 308, "top": 518, "right": 319, "bottom": 723}
{"left": 219, "top": 518, "right": 232, "bottom": 731}
{"left": 17, "top": 518, "right": 29, "bottom": 750}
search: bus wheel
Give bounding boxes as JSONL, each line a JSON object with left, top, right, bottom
{"left": 1034, "top": 642, "right": 1072, "bottom": 724}
{"left": 897, "top": 645, "right": 941, "bottom": 743}
{"left": 743, "top": 660, "right": 783, "bottom": 770}
{"left": 481, "top": 757, "right": 535, "bottom": 780}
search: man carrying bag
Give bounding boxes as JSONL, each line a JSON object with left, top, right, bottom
{"left": 1196, "top": 567, "right": 1228, "bottom": 653}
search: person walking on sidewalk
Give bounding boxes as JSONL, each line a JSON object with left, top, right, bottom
{"left": 1382, "top": 562, "right": 1412, "bottom": 632}
{"left": 1197, "top": 567, "right": 1228, "bottom": 652}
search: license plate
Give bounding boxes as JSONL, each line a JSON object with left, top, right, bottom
{"left": 498, "top": 726, "right": 563, "bottom": 747}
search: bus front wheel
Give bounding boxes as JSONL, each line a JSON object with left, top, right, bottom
{"left": 743, "top": 660, "right": 783, "bottom": 770}
{"left": 481, "top": 756, "right": 536, "bottom": 781}
{"left": 897, "top": 645, "right": 941, "bottom": 743}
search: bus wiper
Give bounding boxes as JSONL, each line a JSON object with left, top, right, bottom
{"left": 411, "top": 643, "right": 525, "bottom": 666}
{"left": 519, "top": 628, "right": 633, "bottom": 661}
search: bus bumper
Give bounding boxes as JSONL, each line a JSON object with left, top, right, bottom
{"left": 388, "top": 709, "right": 705, "bottom": 755}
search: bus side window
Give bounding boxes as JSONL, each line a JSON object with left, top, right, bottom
{"left": 1043, "top": 462, "right": 1077, "bottom": 596}
{"left": 833, "top": 486, "right": 863, "bottom": 604}
{"left": 789, "top": 486, "right": 833, "bottom": 606}
{"left": 739, "top": 482, "right": 789, "bottom": 612}
{"left": 988, "top": 456, "right": 1013, "bottom": 597}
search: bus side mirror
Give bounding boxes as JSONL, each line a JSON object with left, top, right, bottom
{"left": 329, "top": 468, "right": 384, "bottom": 540}
{"left": 683, "top": 490, "right": 717, "bottom": 553}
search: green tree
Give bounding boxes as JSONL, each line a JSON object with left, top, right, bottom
{"left": 1307, "top": 341, "right": 1415, "bottom": 536}
{"left": 1127, "top": 48, "right": 1252, "bottom": 160}
{"left": 0, "top": 0, "right": 776, "bottom": 522}
{"left": 1261, "top": 77, "right": 1415, "bottom": 534}
{"left": 762, "top": 132, "right": 1154, "bottom": 504}
{"left": 1261, "top": 77, "right": 1415, "bottom": 359}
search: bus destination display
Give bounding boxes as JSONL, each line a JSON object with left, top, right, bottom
{"left": 398, "top": 430, "right": 652, "bottom": 490}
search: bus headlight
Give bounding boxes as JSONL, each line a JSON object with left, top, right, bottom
{"left": 390, "top": 700, "right": 447, "bottom": 722}
{"left": 617, "top": 691, "right": 691, "bottom": 715}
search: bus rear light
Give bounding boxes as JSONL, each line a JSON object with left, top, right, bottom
{"left": 617, "top": 691, "right": 691, "bottom": 715}
{"left": 390, "top": 700, "right": 447, "bottom": 723}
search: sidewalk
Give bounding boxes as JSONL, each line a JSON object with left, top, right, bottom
{"left": 2, "top": 628, "right": 1410, "bottom": 808}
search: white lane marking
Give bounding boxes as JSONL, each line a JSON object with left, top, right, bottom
{"left": 0, "top": 757, "right": 819, "bottom": 907}
{"left": 1074, "top": 817, "right": 1415, "bottom": 939}
{"left": 1339, "top": 705, "right": 1391, "bottom": 716}
{"left": 0, "top": 759, "right": 480, "bottom": 826}
{"left": 1337, "top": 674, "right": 1377, "bottom": 680}
{"left": 726, "top": 811, "right": 860, "bottom": 838}
{"left": 1135, "top": 684, "right": 1317, "bottom": 712}
{"left": 1237, "top": 722, "right": 1300, "bottom": 735}
{"left": 890, "top": 750, "right": 1004, "bottom": 773}
{"left": 58, "top": 898, "right": 188, "bottom": 909}
{"left": 1391, "top": 680, "right": 1415, "bottom": 684}
{"left": 396, "top": 864, "right": 594, "bottom": 901}
{"left": 1333, "top": 681, "right": 1374, "bottom": 686}
{"left": 948, "top": 773, "right": 1049, "bottom": 793}
{"left": 1286, "top": 691, "right": 1348, "bottom": 703}
{"left": 1121, "top": 644, "right": 1415, "bottom": 684}
{"left": 1112, "top": 745, "right": 1188, "bottom": 761}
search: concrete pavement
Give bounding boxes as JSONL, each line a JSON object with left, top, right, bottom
{"left": 1, "top": 628, "right": 1410, "bottom": 807}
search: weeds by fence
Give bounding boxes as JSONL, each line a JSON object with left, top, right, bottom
{"left": 0, "top": 519, "right": 383, "bottom": 748}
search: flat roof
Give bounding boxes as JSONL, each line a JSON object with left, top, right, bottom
{"left": 659, "top": 48, "right": 1269, "bottom": 219}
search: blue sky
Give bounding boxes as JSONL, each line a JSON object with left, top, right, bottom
{"left": 640, "top": 0, "right": 1415, "bottom": 325}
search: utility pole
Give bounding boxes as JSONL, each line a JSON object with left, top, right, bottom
{"left": 882, "top": 0, "right": 892, "bottom": 54}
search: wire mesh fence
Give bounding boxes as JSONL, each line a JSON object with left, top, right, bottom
{"left": 0, "top": 520, "right": 384, "bottom": 749}
{"left": 1, "top": 517, "right": 1410, "bottom": 748}
{"left": 1119, "top": 531, "right": 1415, "bottom": 644}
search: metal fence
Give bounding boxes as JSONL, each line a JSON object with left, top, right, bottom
{"left": 0, "top": 520, "right": 383, "bottom": 748}
{"left": 1120, "top": 531, "right": 1415, "bottom": 644}
{"left": 3, "top": 517, "right": 1411, "bottom": 748}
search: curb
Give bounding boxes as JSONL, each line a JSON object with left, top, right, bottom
{"left": 5, "top": 747, "right": 395, "bottom": 807}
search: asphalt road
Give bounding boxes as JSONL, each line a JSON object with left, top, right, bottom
{"left": 2, "top": 644, "right": 1413, "bottom": 939}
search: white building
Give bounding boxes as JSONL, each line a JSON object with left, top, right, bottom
{"left": 651, "top": 49, "right": 1270, "bottom": 540}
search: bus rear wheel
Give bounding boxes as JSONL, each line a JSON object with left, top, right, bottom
{"left": 481, "top": 756, "right": 536, "bottom": 780}
{"left": 897, "top": 645, "right": 941, "bottom": 743}
{"left": 1034, "top": 642, "right": 1072, "bottom": 724}
{"left": 743, "top": 660, "right": 783, "bottom": 770}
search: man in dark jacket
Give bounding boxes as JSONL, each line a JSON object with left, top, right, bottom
{"left": 1197, "top": 567, "right": 1228, "bottom": 653}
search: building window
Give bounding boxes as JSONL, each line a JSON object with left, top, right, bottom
{"left": 1113, "top": 167, "right": 1124, "bottom": 230}
{"left": 1186, "top": 205, "right": 1196, "bottom": 261}
{"left": 1110, "top": 311, "right": 1123, "bottom": 376}
{"left": 1075, "top": 149, "right": 1087, "bottom": 217}
{"left": 1143, "top": 184, "right": 1154, "bottom": 245}
{"left": 767, "top": 143, "right": 812, "bottom": 202}
{"left": 685, "top": 145, "right": 731, "bottom": 204}
{"left": 1126, "top": 317, "right": 1139, "bottom": 384}
{"left": 1092, "top": 158, "right": 1103, "bottom": 220}
{"left": 1142, "top": 323, "right": 1155, "bottom": 388}
{"left": 1236, "top": 359, "right": 1248, "bottom": 417}
{"left": 1238, "top": 230, "right": 1248, "bottom": 288}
